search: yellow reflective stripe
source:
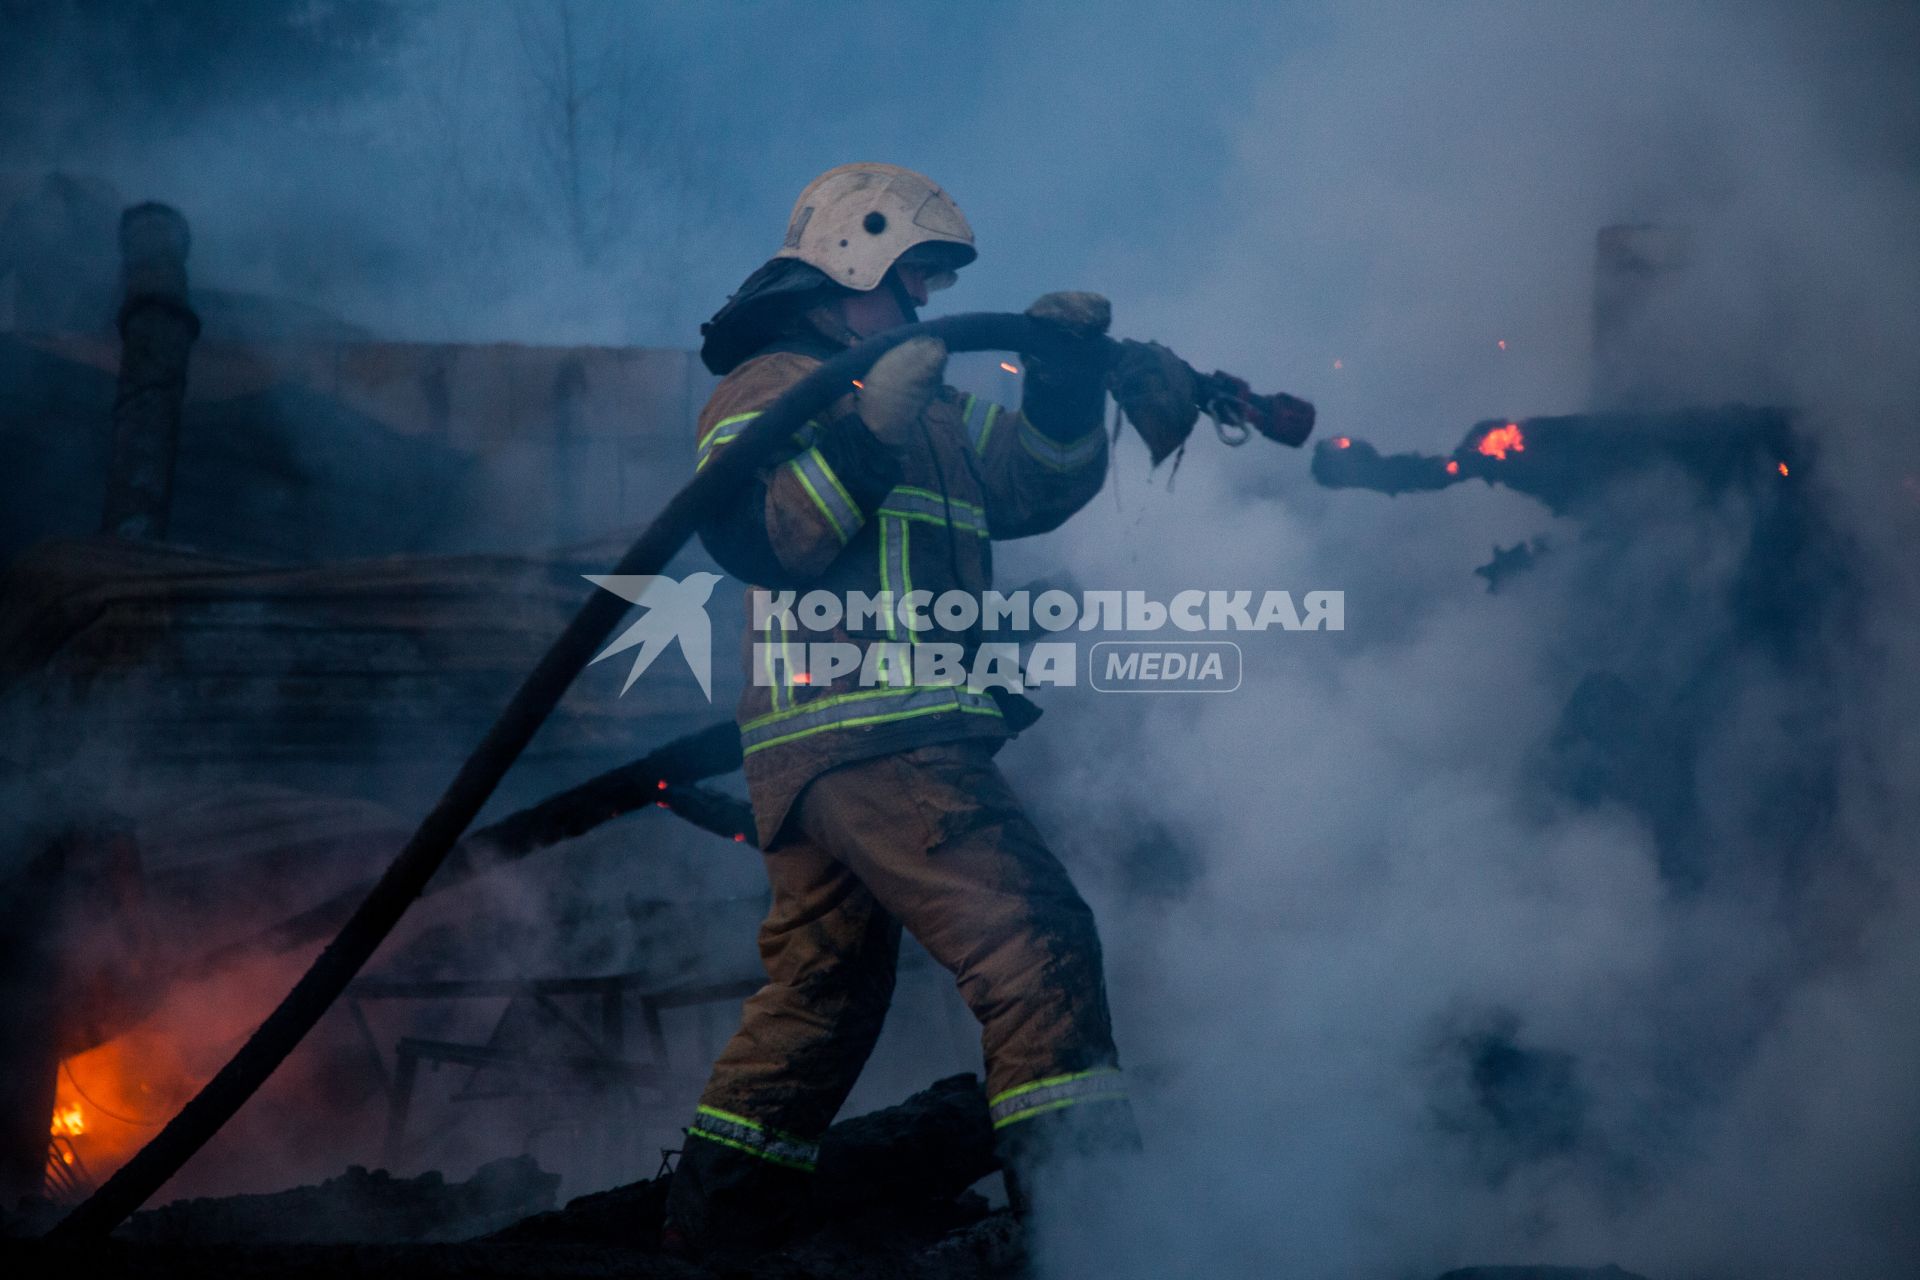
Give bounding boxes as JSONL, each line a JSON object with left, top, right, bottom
{"left": 689, "top": 1105, "right": 820, "bottom": 1171}
{"left": 993, "top": 1096, "right": 1116, "bottom": 1129}
{"left": 743, "top": 696, "right": 1001, "bottom": 756}
{"left": 889, "top": 485, "right": 985, "bottom": 516}
{"left": 888, "top": 516, "right": 919, "bottom": 645}
{"left": 878, "top": 516, "right": 898, "bottom": 639}
{"left": 879, "top": 486, "right": 987, "bottom": 537}
{"left": 988, "top": 1067, "right": 1122, "bottom": 1109}
{"left": 960, "top": 395, "right": 1002, "bottom": 456}
{"left": 786, "top": 445, "right": 863, "bottom": 545}
{"left": 764, "top": 611, "right": 785, "bottom": 711}
{"left": 988, "top": 1067, "right": 1127, "bottom": 1129}
{"left": 817, "top": 451, "right": 858, "bottom": 515}
{"left": 779, "top": 616, "right": 795, "bottom": 706}
{"left": 789, "top": 456, "right": 849, "bottom": 543}
{"left": 878, "top": 508, "right": 990, "bottom": 536}
{"left": 699, "top": 411, "right": 761, "bottom": 449}
{"left": 977, "top": 402, "right": 1002, "bottom": 454}
{"left": 741, "top": 682, "right": 960, "bottom": 733}
{"left": 694, "top": 1104, "right": 813, "bottom": 1147}
{"left": 695, "top": 414, "right": 821, "bottom": 472}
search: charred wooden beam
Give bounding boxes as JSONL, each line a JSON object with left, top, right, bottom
{"left": 1312, "top": 406, "right": 1801, "bottom": 517}
{"left": 101, "top": 203, "right": 200, "bottom": 541}
{"left": 490, "top": 1073, "right": 996, "bottom": 1250}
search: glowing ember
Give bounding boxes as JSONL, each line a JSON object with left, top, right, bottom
{"left": 1446, "top": 460, "right": 1460, "bottom": 475}
{"left": 999, "top": 361, "right": 1019, "bottom": 374}
{"left": 733, "top": 834, "right": 746, "bottom": 842}
{"left": 1778, "top": 461, "right": 1790, "bottom": 477}
{"left": 850, "top": 379, "right": 863, "bottom": 389}
{"left": 791, "top": 672, "right": 812, "bottom": 685}
{"left": 1477, "top": 423, "right": 1525, "bottom": 460}
{"left": 1334, "top": 436, "right": 1351, "bottom": 449}
{"left": 50, "top": 1102, "right": 84, "bottom": 1137}
{"left": 1497, "top": 339, "right": 1507, "bottom": 351}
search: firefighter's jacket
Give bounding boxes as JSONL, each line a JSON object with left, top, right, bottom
{"left": 694, "top": 334, "right": 1108, "bottom": 845}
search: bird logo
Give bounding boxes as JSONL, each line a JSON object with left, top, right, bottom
{"left": 584, "top": 572, "right": 723, "bottom": 700}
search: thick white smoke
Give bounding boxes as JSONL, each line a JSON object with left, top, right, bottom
{"left": 988, "top": 6, "right": 1920, "bottom": 1277}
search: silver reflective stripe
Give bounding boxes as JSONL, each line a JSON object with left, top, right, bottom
{"left": 740, "top": 685, "right": 1002, "bottom": 755}
{"left": 688, "top": 1105, "right": 820, "bottom": 1171}
{"left": 962, "top": 394, "right": 1003, "bottom": 456}
{"left": 879, "top": 514, "right": 910, "bottom": 638}
{"left": 1018, "top": 419, "right": 1104, "bottom": 471}
{"left": 787, "top": 445, "right": 863, "bottom": 544}
{"left": 988, "top": 1068, "right": 1129, "bottom": 1129}
{"left": 878, "top": 485, "right": 989, "bottom": 537}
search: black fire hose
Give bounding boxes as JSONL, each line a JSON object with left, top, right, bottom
{"left": 49, "top": 313, "right": 1311, "bottom": 1239}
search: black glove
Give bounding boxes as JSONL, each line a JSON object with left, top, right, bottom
{"left": 1021, "top": 291, "right": 1111, "bottom": 439}
{"left": 1109, "top": 339, "right": 1198, "bottom": 465}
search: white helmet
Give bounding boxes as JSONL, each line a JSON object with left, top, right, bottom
{"left": 774, "top": 162, "right": 975, "bottom": 292}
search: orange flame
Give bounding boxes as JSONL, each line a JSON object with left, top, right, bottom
{"left": 1446, "top": 460, "right": 1460, "bottom": 475}
{"left": 1778, "top": 461, "right": 1790, "bottom": 477}
{"left": 1334, "top": 437, "right": 1351, "bottom": 449}
{"left": 51, "top": 1102, "right": 84, "bottom": 1137}
{"left": 1000, "top": 362, "right": 1019, "bottom": 374}
{"left": 1477, "top": 423, "right": 1525, "bottom": 460}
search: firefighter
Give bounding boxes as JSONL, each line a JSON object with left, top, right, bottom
{"left": 665, "top": 163, "right": 1189, "bottom": 1259}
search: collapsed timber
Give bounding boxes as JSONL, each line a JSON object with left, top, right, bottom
{"left": 4, "top": 1072, "right": 1655, "bottom": 1280}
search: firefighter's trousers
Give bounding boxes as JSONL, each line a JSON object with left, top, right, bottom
{"left": 668, "top": 739, "right": 1131, "bottom": 1232}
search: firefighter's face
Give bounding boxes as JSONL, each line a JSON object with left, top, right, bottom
{"left": 892, "top": 263, "right": 933, "bottom": 308}
{"left": 837, "top": 247, "right": 960, "bottom": 337}
{"left": 838, "top": 266, "right": 922, "bottom": 337}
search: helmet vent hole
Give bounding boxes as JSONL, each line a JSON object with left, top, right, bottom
{"left": 863, "top": 212, "right": 887, "bottom": 235}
